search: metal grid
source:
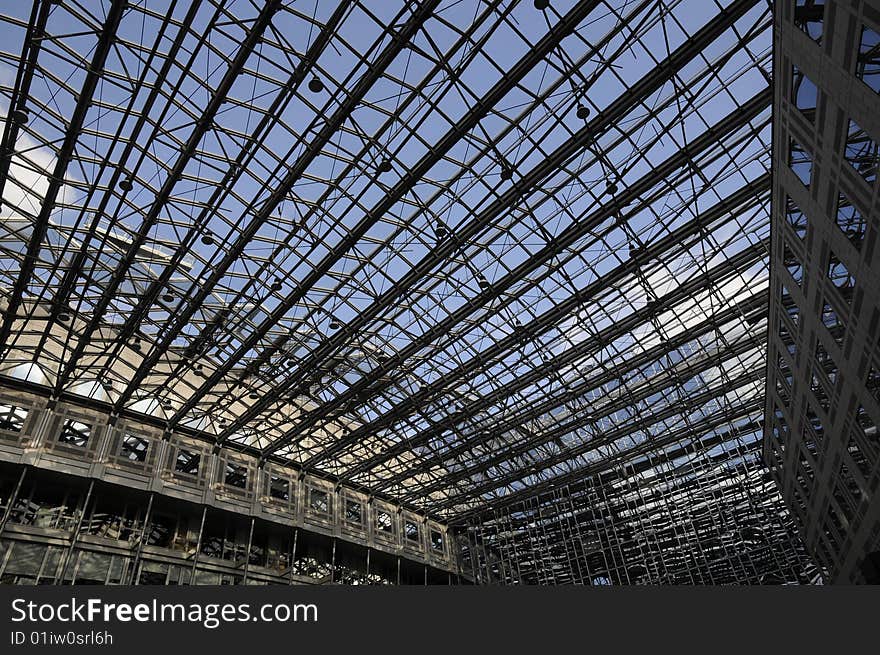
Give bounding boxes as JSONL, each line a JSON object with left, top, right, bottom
{"left": 0, "top": 0, "right": 815, "bottom": 583}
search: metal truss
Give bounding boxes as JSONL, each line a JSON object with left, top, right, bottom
{"left": 0, "top": 0, "right": 817, "bottom": 583}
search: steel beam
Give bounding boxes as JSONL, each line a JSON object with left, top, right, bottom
{"left": 108, "top": 0, "right": 419, "bottom": 412}
{"left": 261, "top": 0, "right": 764, "bottom": 459}
{"left": 0, "top": 0, "right": 127, "bottom": 353}
{"left": 294, "top": 88, "right": 771, "bottom": 470}
{"left": 48, "top": 0, "right": 283, "bottom": 396}
{"left": 341, "top": 177, "right": 772, "bottom": 484}
{"left": 207, "top": 0, "right": 606, "bottom": 444}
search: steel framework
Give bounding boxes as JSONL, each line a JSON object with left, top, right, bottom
{"left": 0, "top": 0, "right": 819, "bottom": 583}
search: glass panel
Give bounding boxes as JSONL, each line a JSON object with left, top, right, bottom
{"left": 789, "top": 137, "right": 812, "bottom": 187}
{"left": 844, "top": 119, "right": 879, "bottom": 187}
{"left": 376, "top": 510, "right": 393, "bottom": 533}
{"left": 783, "top": 243, "right": 804, "bottom": 286}
{"left": 857, "top": 24, "right": 880, "bottom": 93}
{"left": 345, "top": 499, "right": 363, "bottom": 523}
{"left": 121, "top": 433, "right": 149, "bottom": 462}
{"left": 835, "top": 193, "right": 865, "bottom": 248}
{"left": 784, "top": 195, "right": 807, "bottom": 240}
{"left": 224, "top": 463, "right": 247, "bottom": 488}
{"left": 791, "top": 65, "right": 817, "bottom": 121}
{"left": 794, "top": 0, "right": 824, "bottom": 43}
{"left": 269, "top": 475, "right": 289, "bottom": 501}
{"left": 175, "top": 449, "right": 200, "bottom": 475}
{"left": 827, "top": 251, "right": 854, "bottom": 299}
{"left": 59, "top": 419, "right": 90, "bottom": 448}
{"left": 309, "top": 489, "right": 329, "bottom": 513}
{"left": 0, "top": 403, "right": 27, "bottom": 432}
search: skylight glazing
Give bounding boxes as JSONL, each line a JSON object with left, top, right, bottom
{"left": 0, "top": 0, "right": 812, "bottom": 582}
